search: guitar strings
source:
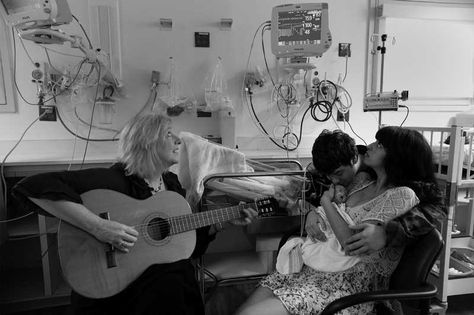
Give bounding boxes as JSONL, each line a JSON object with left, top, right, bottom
{"left": 128, "top": 197, "right": 274, "bottom": 231}
{"left": 129, "top": 203, "right": 248, "bottom": 231}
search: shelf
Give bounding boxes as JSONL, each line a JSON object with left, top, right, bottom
{"left": 446, "top": 276, "right": 474, "bottom": 296}
{"left": 450, "top": 237, "right": 474, "bottom": 248}
{"left": 452, "top": 232, "right": 471, "bottom": 239}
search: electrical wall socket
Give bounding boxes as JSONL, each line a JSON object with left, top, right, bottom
{"left": 336, "top": 110, "right": 349, "bottom": 121}
{"left": 338, "top": 43, "right": 351, "bottom": 57}
{"left": 39, "top": 105, "right": 57, "bottom": 121}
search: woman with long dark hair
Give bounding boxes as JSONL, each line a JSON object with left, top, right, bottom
{"left": 236, "top": 126, "right": 446, "bottom": 315}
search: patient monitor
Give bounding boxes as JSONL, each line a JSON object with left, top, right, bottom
{"left": 0, "top": 0, "right": 72, "bottom": 31}
{"left": 0, "top": 0, "right": 121, "bottom": 88}
{"left": 271, "top": 3, "right": 332, "bottom": 58}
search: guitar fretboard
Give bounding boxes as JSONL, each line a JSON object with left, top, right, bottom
{"left": 167, "top": 204, "right": 249, "bottom": 234}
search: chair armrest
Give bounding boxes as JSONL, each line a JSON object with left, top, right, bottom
{"left": 320, "top": 283, "right": 437, "bottom": 315}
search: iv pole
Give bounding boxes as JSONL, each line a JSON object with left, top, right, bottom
{"left": 376, "top": 34, "right": 387, "bottom": 129}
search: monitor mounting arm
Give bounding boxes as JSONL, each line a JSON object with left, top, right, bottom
{"left": 19, "top": 28, "right": 122, "bottom": 89}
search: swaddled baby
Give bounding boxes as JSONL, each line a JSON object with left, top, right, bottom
{"left": 276, "top": 185, "right": 361, "bottom": 274}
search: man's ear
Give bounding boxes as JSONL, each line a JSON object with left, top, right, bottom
{"left": 351, "top": 154, "right": 359, "bottom": 165}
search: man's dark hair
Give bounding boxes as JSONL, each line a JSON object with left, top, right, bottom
{"left": 311, "top": 129, "right": 357, "bottom": 175}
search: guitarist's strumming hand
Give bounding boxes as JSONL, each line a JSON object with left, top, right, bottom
{"left": 94, "top": 219, "right": 139, "bottom": 253}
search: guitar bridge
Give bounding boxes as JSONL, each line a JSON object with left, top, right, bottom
{"left": 100, "top": 212, "right": 118, "bottom": 268}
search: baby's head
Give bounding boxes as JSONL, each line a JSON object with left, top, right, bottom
{"left": 334, "top": 185, "right": 347, "bottom": 204}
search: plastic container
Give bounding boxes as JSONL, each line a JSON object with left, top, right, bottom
{"left": 432, "top": 258, "right": 473, "bottom": 279}
{"left": 451, "top": 247, "right": 474, "bottom": 269}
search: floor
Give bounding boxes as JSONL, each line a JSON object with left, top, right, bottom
{"left": 444, "top": 295, "right": 474, "bottom": 315}
{"left": 6, "top": 285, "right": 474, "bottom": 315}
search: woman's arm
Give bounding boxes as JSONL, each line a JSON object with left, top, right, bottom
{"left": 29, "top": 198, "right": 138, "bottom": 252}
{"left": 344, "top": 187, "right": 421, "bottom": 254}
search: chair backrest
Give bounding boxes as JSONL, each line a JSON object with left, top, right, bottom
{"left": 389, "top": 228, "right": 443, "bottom": 291}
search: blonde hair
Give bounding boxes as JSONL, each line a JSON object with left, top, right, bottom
{"left": 118, "top": 112, "right": 171, "bottom": 178}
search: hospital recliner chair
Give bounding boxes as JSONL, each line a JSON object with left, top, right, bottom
{"left": 320, "top": 227, "right": 443, "bottom": 315}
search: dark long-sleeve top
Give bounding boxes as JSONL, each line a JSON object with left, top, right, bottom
{"left": 12, "top": 162, "right": 213, "bottom": 315}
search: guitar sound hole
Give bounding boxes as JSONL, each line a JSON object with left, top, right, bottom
{"left": 147, "top": 217, "right": 170, "bottom": 241}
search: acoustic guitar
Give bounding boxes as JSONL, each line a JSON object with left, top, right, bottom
{"left": 57, "top": 189, "right": 277, "bottom": 298}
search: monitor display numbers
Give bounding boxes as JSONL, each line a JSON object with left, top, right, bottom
{"left": 277, "top": 9, "right": 322, "bottom": 47}
{"left": 271, "top": 3, "right": 331, "bottom": 57}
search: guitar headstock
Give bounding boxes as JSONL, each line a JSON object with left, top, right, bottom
{"left": 254, "top": 196, "right": 279, "bottom": 217}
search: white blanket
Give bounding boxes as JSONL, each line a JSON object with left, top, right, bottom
{"left": 177, "top": 132, "right": 252, "bottom": 206}
{"left": 276, "top": 204, "right": 361, "bottom": 274}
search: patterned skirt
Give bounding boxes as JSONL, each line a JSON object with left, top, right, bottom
{"left": 260, "top": 264, "right": 375, "bottom": 315}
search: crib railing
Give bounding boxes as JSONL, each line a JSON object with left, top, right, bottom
{"left": 406, "top": 126, "right": 460, "bottom": 183}
{"left": 459, "top": 128, "right": 474, "bottom": 186}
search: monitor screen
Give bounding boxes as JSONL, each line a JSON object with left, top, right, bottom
{"left": 271, "top": 3, "right": 331, "bottom": 58}
{"left": 0, "top": 0, "right": 72, "bottom": 30}
{"left": 277, "top": 9, "right": 322, "bottom": 46}
{"left": 1, "top": 0, "right": 35, "bottom": 14}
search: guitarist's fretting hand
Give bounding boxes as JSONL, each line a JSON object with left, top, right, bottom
{"left": 229, "top": 206, "right": 258, "bottom": 226}
{"left": 94, "top": 219, "right": 139, "bottom": 253}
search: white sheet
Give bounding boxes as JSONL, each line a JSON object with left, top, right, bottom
{"left": 177, "top": 132, "right": 252, "bottom": 206}
{"left": 431, "top": 143, "right": 474, "bottom": 167}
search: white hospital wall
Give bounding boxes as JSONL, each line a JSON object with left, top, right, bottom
{"left": 0, "top": 0, "right": 463, "bottom": 153}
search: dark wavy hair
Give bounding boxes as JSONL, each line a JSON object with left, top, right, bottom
{"left": 376, "top": 126, "right": 446, "bottom": 218}
{"left": 312, "top": 129, "right": 357, "bottom": 175}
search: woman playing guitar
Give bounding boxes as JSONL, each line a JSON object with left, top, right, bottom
{"left": 12, "top": 112, "right": 258, "bottom": 315}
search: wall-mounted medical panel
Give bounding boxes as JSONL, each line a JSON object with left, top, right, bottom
{"left": 0, "top": 19, "right": 17, "bottom": 113}
{"left": 88, "top": 0, "right": 123, "bottom": 81}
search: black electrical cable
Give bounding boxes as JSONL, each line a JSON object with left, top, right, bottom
{"left": 18, "top": 35, "right": 36, "bottom": 66}
{"left": 56, "top": 109, "right": 118, "bottom": 142}
{"left": 254, "top": 38, "right": 359, "bottom": 152}
{"left": 80, "top": 62, "right": 101, "bottom": 169}
{"left": 71, "top": 14, "right": 96, "bottom": 79}
{"left": 248, "top": 93, "right": 297, "bottom": 151}
{"left": 255, "top": 26, "right": 352, "bottom": 152}
{"left": 399, "top": 104, "right": 410, "bottom": 127}
{"left": 275, "top": 84, "right": 297, "bottom": 118}
{"left": 345, "top": 119, "right": 367, "bottom": 145}
{"left": 316, "top": 80, "right": 338, "bottom": 106}
{"left": 12, "top": 28, "right": 89, "bottom": 106}
{"left": 44, "top": 48, "right": 63, "bottom": 76}
{"left": 310, "top": 100, "right": 332, "bottom": 122}
{"left": 307, "top": 80, "right": 337, "bottom": 122}
{"left": 247, "top": 23, "right": 298, "bottom": 150}
{"left": 250, "top": 78, "right": 338, "bottom": 151}
{"left": 72, "top": 14, "right": 93, "bottom": 49}
{"left": 293, "top": 102, "right": 313, "bottom": 149}
{"left": 242, "top": 21, "right": 269, "bottom": 130}
{"left": 41, "top": 59, "right": 87, "bottom": 104}
{"left": 261, "top": 25, "right": 276, "bottom": 88}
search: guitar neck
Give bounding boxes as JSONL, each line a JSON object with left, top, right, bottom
{"left": 169, "top": 204, "right": 247, "bottom": 235}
